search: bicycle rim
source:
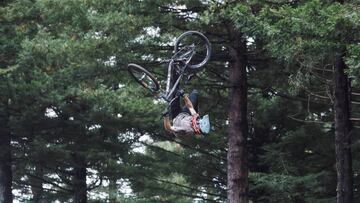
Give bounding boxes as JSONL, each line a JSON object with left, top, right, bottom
{"left": 174, "top": 31, "right": 211, "bottom": 70}
{"left": 128, "top": 63, "right": 160, "bottom": 92}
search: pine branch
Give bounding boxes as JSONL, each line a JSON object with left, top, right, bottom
{"left": 138, "top": 141, "right": 227, "bottom": 177}
{"left": 287, "top": 115, "right": 331, "bottom": 124}
{"left": 309, "top": 69, "right": 332, "bottom": 84}
{"left": 264, "top": 0, "right": 296, "bottom": 6}
{"left": 155, "top": 133, "right": 226, "bottom": 161}
{"left": 203, "top": 91, "right": 224, "bottom": 115}
{"left": 15, "top": 180, "right": 71, "bottom": 196}
{"left": 351, "top": 92, "right": 360, "bottom": 96}
{"left": 351, "top": 101, "right": 360, "bottom": 105}
{"left": 158, "top": 5, "right": 204, "bottom": 14}
{"left": 130, "top": 178, "right": 221, "bottom": 202}
{"left": 140, "top": 141, "right": 182, "bottom": 157}
{"left": 311, "top": 67, "right": 334, "bottom": 73}
{"left": 55, "top": 171, "right": 73, "bottom": 186}
{"left": 258, "top": 86, "right": 329, "bottom": 105}
{"left": 304, "top": 89, "right": 331, "bottom": 100}
{"left": 208, "top": 69, "right": 229, "bottom": 82}
{"left": 25, "top": 173, "right": 73, "bottom": 192}
{"left": 88, "top": 176, "right": 103, "bottom": 190}
{"left": 146, "top": 176, "right": 226, "bottom": 198}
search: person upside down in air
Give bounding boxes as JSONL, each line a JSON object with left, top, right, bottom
{"left": 163, "top": 89, "right": 210, "bottom": 138}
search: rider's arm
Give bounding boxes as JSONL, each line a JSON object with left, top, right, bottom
{"left": 163, "top": 116, "right": 173, "bottom": 132}
{"left": 184, "top": 95, "right": 198, "bottom": 116}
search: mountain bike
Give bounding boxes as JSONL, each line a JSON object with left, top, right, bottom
{"left": 127, "top": 31, "right": 211, "bottom": 109}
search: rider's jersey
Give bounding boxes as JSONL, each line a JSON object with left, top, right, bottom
{"left": 172, "top": 112, "right": 195, "bottom": 137}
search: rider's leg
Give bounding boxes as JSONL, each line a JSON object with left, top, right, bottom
{"left": 182, "top": 89, "right": 198, "bottom": 114}
{"left": 170, "top": 96, "right": 181, "bottom": 120}
{"left": 170, "top": 68, "right": 182, "bottom": 120}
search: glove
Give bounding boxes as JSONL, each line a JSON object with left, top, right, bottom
{"left": 161, "top": 110, "right": 170, "bottom": 118}
{"left": 176, "top": 89, "right": 185, "bottom": 97}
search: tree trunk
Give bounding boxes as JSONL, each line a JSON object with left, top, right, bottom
{"left": 108, "top": 179, "right": 117, "bottom": 203}
{"left": 31, "top": 164, "right": 44, "bottom": 202}
{"left": 72, "top": 153, "right": 87, "bottom": 203}
{"left": 0, "top": 111, "right": 12, "bottom": 203}
{"left": 334, "top": 53, "right": 353, "bottom": 203}
{"left": 227, "top": 30, "right": 249, "bottom": 203}
{"left": 0, "top": 136, "right": 12, "bottom": 203}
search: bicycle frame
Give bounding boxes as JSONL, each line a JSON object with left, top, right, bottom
{"left": 128, "top": 31, "right": 211, "bottom": 116}
{"left": 163, "top": 45, "right": 196, "bottom": 102}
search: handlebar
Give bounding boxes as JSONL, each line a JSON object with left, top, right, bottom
{"left": 160, "top": 59, "right": 172, "bottom": 64}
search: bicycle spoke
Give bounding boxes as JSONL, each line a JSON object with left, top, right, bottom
{"left": 128, "top": 63, "right": 160, "bottom": 93}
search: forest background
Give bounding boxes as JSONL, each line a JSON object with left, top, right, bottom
{"left": 1, "top": 0, "right": 360, "bottom": 202}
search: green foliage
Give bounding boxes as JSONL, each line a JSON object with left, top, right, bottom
{"left": 2, "top": 0, "right": 360, "bottom": 202}
{"left": 250, "top": 172, "right": 332, "bottom": 203}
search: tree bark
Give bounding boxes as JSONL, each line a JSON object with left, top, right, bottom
{"left": 0, "top": 135, "right": 12, "bottom": 203}
{"left": 108, "top": 179, "right": 117, "bottom": 203}
{"left": 31, "top": 164, "right": 44, "bottom": 202}
{"left": 227, "top": 30, "right": 249, "bottom": 203}
{"left": 72, "top": 153, "right": 87, "bottom": 203}
{"left": 334, "top": 53, "right": 353, "bottom": 203}
{"left": 0, "top": 110, "right": 13, "bottom": 203}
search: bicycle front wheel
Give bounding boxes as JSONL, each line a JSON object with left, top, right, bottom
{"left": 128, "top": 63, "right": 160, "bottom": 93}
{"left": 174, "top": 31, "right": 211, "bottom": 71}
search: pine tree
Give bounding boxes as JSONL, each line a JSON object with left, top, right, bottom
{"left": 4, "top": 0, "right": 360, "bottom": 202}
{"left": 234, "top": 0, "right": 360, "bottom": 202}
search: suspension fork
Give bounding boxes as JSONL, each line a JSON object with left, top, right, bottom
{"left": 165, "top": 60, "right": 184, "bottom": 101}
{"left": 164, "top": 47, "right": 195, "bottom": 101}
{"left": 165, "top": 59, "right": 174, "bottom": 96}
{"left": 166, "top": 72, "right": 184, "bottom": 101}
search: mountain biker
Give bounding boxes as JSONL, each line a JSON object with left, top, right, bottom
{"left": 163, "top": 89, "right": 210, "bottom": 138}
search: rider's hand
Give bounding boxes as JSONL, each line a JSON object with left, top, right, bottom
{"left": 177, "top": 90, "right": 185, "bottom": 97}
{"left": 161, "top": 110, "right": 170, "bottom": 117}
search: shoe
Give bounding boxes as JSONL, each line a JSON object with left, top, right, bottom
{"left": 191, "top": 89, "right": 198, "bottom": 94}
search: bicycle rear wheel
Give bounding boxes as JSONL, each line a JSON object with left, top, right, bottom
{"left": 128, "top": 63, "right": 160, "bottom": 92}
{"left": 174, "top": 31, "right": 211, "bottom": 71}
